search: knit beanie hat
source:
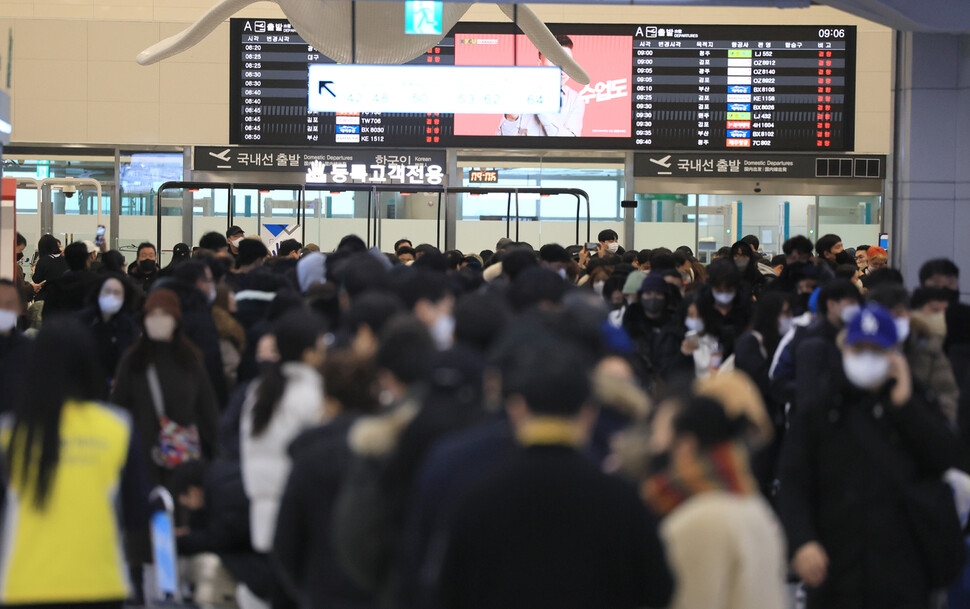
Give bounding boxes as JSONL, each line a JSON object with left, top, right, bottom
{"left": 144, "top": 288, "right": 182, "bottom": 321}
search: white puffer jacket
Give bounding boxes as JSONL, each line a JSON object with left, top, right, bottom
{"left": 240, "top": 362, "right": 324, "bottom": 552}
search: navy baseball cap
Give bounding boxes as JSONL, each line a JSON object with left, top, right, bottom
{"left": 845, "top": 303, "right": 897, "bottom": 349}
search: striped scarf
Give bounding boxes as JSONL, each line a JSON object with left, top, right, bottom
{"left": 642, "top": 441, "right": 756, "bottom": 516}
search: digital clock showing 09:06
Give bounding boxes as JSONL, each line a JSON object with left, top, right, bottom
{"left": 468, "top": 169, "right": 500, "bottom": 183}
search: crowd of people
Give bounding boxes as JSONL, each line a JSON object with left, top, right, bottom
{"left": 1, "top": 224, "right": 969, "bottom": 609}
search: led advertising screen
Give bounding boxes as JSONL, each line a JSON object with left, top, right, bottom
{"left": 230, "top": 20, "right": 855, "bottom": 151}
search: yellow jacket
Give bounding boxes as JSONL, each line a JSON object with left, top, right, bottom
{"left": 0, "top": 400, "right": 146, "bottom": 604}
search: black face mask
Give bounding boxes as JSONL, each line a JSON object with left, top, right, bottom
{"left": 943, "top": 287, "right": 961, "bottom": 303}
{"left": 641, "top": 297, "right": 665, "bottom": 317}
{"left": 139, "top": 259, "right": 156, "bottom": 274}
{"left": 16, "top": 253, "right": 23, "bottom": 262}
{"left": 835, "top": 250, "right": 854, "bottom": 266}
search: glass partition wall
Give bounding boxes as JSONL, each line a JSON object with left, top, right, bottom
{"left": 633, "top": 192, "right": 883, "bottom": 258}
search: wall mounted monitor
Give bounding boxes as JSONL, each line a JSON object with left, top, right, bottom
{"left": 231, "top": 20, "right": 855, "bottom": 151}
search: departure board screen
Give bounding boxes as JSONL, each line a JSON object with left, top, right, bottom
{"left": 230, "top": 20, "right": 856, "bottom": 151}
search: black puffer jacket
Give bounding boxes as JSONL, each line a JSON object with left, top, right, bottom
{"left": 778, "top": 340, "right": 963, "bottom": 609}
{"left": 621, "top": 303, "right": 688, "bottom": 391}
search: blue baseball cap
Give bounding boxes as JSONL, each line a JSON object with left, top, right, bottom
{"left": 845, "top": 303, "right": 897, "bottom": 349}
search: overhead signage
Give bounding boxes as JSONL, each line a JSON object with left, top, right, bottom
{"left": 231, "top": 19, "right": 856, "bottom": 151}
{"left": 307, "top": 64, "right": 562, "bottom": 115}
{"left": 194, "top": 146, "right": 447, "bottom": 186}
{"left": 634, "top": 152, "right": 885, "bottom": 179}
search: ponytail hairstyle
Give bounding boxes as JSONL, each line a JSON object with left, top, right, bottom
{"left": 6, "top": 318, "right": 106, "bottom": 508}
{"left": 251, "top": 309, "right": 326, "bottom": 436}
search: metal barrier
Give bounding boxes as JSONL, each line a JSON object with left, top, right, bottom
{"left": 155, "top": 181, "right": 591, "bottom": 251}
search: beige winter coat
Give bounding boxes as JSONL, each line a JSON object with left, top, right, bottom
{"left": 660, "top": 491, "right": 787, "bottom": 609}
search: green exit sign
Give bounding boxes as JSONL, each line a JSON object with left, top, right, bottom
{"left": 405, "top": 1, "right": 443, "bottom": 35}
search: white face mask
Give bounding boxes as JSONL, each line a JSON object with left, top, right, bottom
{"left": 98, "top": 294, "right": 124, "bottom": 316}
{"left": 843, "top": 351, "right": 892, "bottom": 390}
{"left": 894, "top": 317, "right": 911, "bottom": 344}
{"left": 713, "top": 290, "right": 736, "bottom": 306}
{"left": 556, "top": 268, "right": 567, "bottom": 280}
{"left": 231, "top": 237, "right": 243, "bottom": 248}
{"left": 778, "top": 316, "right": 794, "bottom": 336}
{"left": 840, "top": 303, "right": 861, "bottom": 325}
{"left": 0, "top": 309, "right": 18, "bottom": 333}
{"left": 144, "top": 314, "right": 177, "bottom": 342}
{"left": 685, "top": 317, "right": 704, "bottom": 333}
{"left": 430, "top": 314, "right": 455, "bottom": 350}
{"left": 592, "top": 280, "right": 605, "bottom": 296}
{"left": 606, "top": 242, "right": 620, "bottom": 254}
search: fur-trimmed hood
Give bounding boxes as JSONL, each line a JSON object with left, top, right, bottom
{"left": 348, "top": 399, "right": 420, "bottom": 458}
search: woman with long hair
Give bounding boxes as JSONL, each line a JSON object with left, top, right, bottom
{"left": 0, "top": 318, "right": 148, "bottom": 607}
{"left": 240, "top": 309, "right": 327, "bottom": 554}
{"left": 110, "top": 288, "right": 219, "bottom": 487}
{"left": 31, "top": 234, "right": 67, "bottom": 301}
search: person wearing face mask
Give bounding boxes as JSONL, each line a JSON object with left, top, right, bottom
{"left": 777, "top": 304, "right": 964, "bottom": 609}
{"left": 919, "top": 259, "right": 970, "bottom": 375}
{"left": 694, "top": 259, "right": 752, "bottom": 362}
{"left": 127, "top": 242, "right": 160, "bottom": 294}
{"left": 399, "top": 269, "right": 456, "bottom": 351}
{"left": 171, "top": 259, "right": 229, "bottom": 407}
{"left": 677, "top": 294, "right": 722, "bottom": 380}
{"left": 868, "top": 284, "right": 960, "bottom": 427}
{"left": 770, "top": 280, "right": 863, "bottom": 418}
{"left": 622, "top": 273, "right": 686, "bottom": 392}
{"left": 730, "top": 241, "right": 769, "bottom": 296}
{"left": 77, "top": 273, "right": 140, "bottom": 389}
{"left": 227, "top": 225, "right": 246, "bottom": 259}
{"left": 596, "top": 229, "right": 621, "bottom": 258}
{"left": 110, "top": 288, "right": 221, "bottom": 599}
{"left": 608, "top": 270, "right": 647, "bottom": 329}
{"left": 111, "top": 288, "right": 219, "bottom": 488}
{"left": 0, "top": 279, "right": 33, "bottom": 414}
{"left": 815, "top": 233, "right": 854, "bottom": 271}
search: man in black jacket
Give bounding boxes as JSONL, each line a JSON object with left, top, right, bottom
{"left": 778, "top": 303, "right": 963, "bottom": 608}
{"left": 437, "top": 338, "right": 673, "bottom": 609}
{"left": 127, "top": 242, "right": 160, "bottom": 294}
{"left": 622, "top": 272, "right": 686, "bottom": 391}
{"left": 43, "top": 241, "right": 97, "bottom": 318}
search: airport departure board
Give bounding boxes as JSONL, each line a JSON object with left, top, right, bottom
{"left": 230, "top": 20, "right": 855, "bottom": 151}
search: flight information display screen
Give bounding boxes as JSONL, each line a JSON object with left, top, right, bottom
{"left": 230, "top": 20, "right": 856, "bottom": 151}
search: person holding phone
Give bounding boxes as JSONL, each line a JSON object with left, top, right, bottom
{"left": 778, "top": 304, "right": 964, "bottom": 607}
